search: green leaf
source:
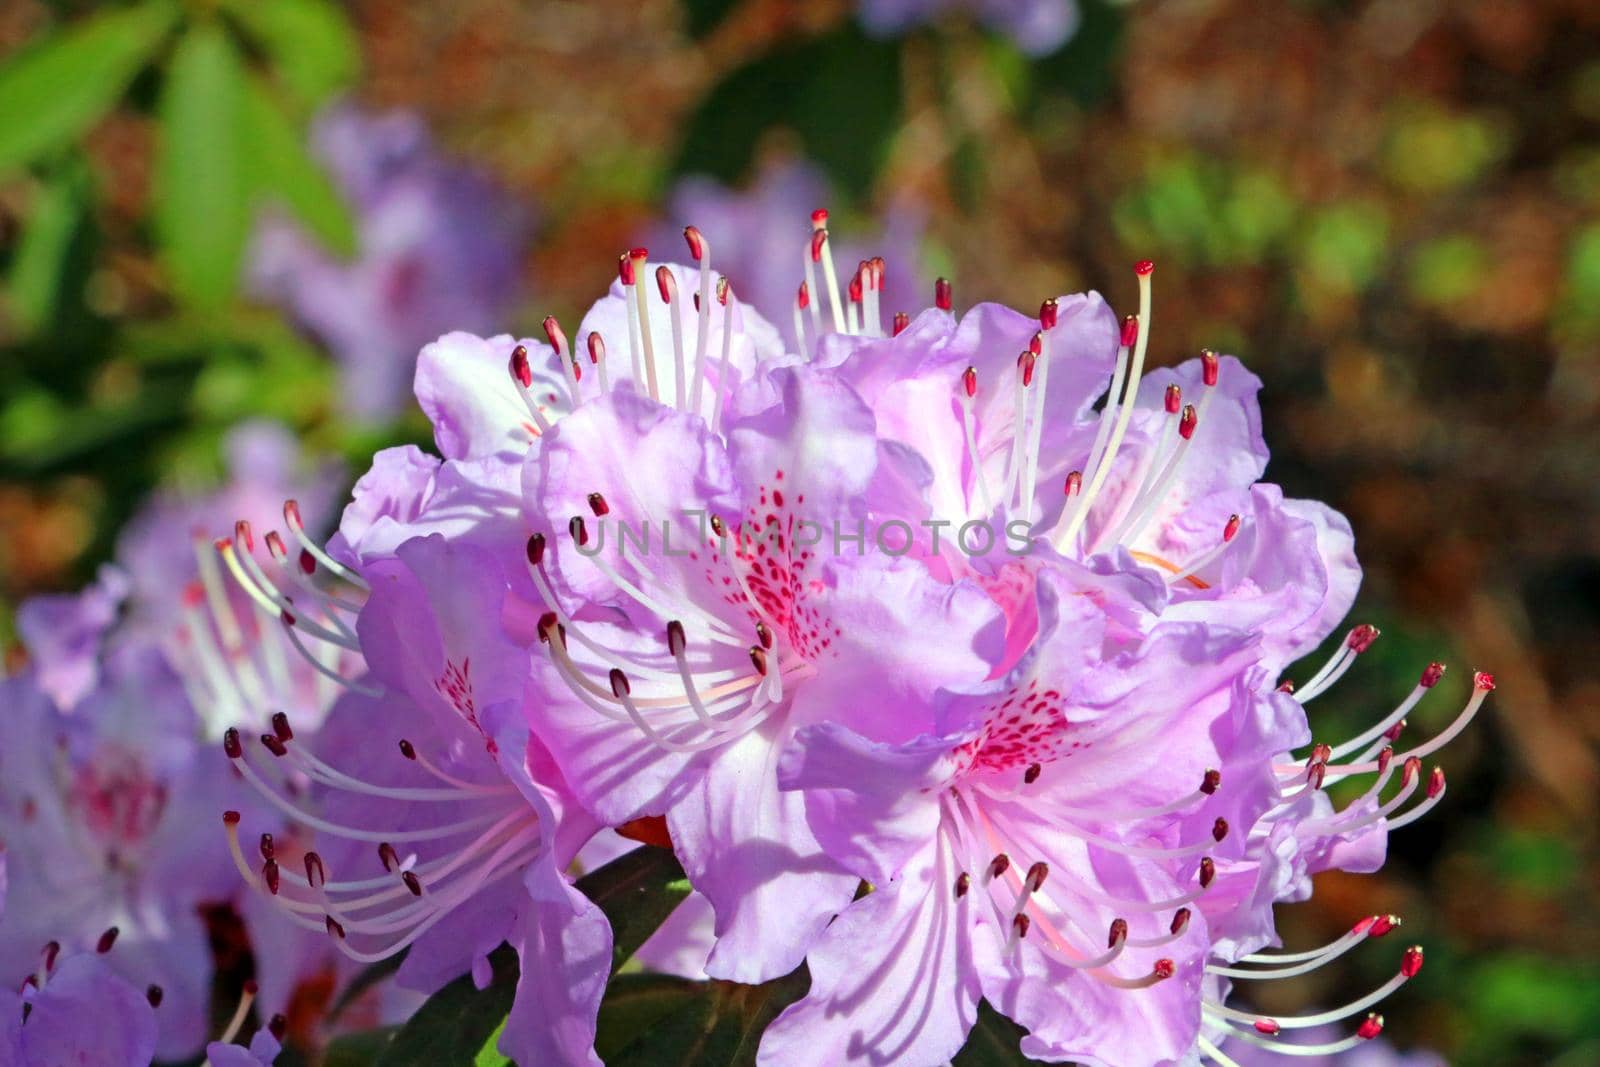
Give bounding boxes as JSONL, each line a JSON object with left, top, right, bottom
{"left": 324, "top": 1025, "right": 401, "bottom": 1066}
{"left": 155, "top": 23, "right": 252, "bottom": 311}
{"left": 243, "top": 74, "right": 358, "bottom": 254}
{"left": 602, "top": 967, "right": 810, "bottom": 1067}
{"left": 952, "top": 1000, "right": 1037, "bottom": 1064}
{"left": 578, "top": 844, "right": 691, "bottom": 972}
{"left": 474, "top": 1019, "right": 510, "bottom": 1066}
{"left": 6, "top": 161, "right": 91, "bottom": 334}
{"left": 224, "top": 0, "right": 359, "bottom": 106}
{"left": 681, "top": 0, "right": 740, "bottom": 39}
{"left": 673, "top": 25, "right": 902, "bottom": 201}
{"left": 0, "top": 1, "right": 178, "bottom": 174}
{"left": 375, "top": 944, "right": 519, "bottom": 1067}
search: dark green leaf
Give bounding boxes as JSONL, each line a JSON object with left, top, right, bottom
{"left": 0, "top": 0, "right": 178, "bottom": 174}
{"left": 952, "top": 999, "right": 1037, "bottom": 1065}
{"left": 374, "top": 944, "right": 519, "bottom": 1067}
{"left": 155, "top": 23, "right": 252, "bottom": 311}
{"left": 681, "top": 0, "right": 740, "bottom": 39}
{"left": 1029, "top": 0, "right": 1125, "bottom": 108}
{"left": 223, "top": 0, "right": 360, "bottom": 107}
{"left": 243, "top": 74, "right": 358, "bottom": 254}
{"left": 672, "top": 25, "right": 902, "bottom": 201}
{"left": 574, "top": 844, "right": 692, "bottom": 973}
{"left": 603, "top": 966, "right": 810, "bottom": 1067}
{"left": 324, "top": 1025, "right": 400, "bottom": 1066}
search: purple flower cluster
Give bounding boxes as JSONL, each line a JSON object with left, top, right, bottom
{"left": 2, "top": 202, "right": 1475, "bottom": 1064}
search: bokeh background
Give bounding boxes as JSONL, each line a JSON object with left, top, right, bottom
{"left": 1, "top": 1, "right": 1597, "bottom": 1064}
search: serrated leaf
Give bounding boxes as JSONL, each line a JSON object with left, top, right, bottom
{"left": 952, "top": 999, "right": 1037, "bottom": 1064}
{"left": 223, "top": 0, "right": 359, "bottom": 107}
{"left": 155, "top": 23, "right": 251, "bottom": 311}
{"left": 672, "top": 25, "right": 901, "bottom": 201}
{"left": 0, "top": 1, "right": 178, "bottom": 174}
{"left": 243, "top": 74, "right": 357, "bottom": 254}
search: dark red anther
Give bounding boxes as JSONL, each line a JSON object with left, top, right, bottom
{"left": 258, "top": 833, "right": 274, "bottom": 862}
{"left": 618, "top": 252, "right": 635, "bottom": 285}
{"left": 1153, "top": 959, "right": 1175, "bottom": 980}
{"left": 1223, "top": 514, "right": 1241, "bottom": 543}
{"left": 1165, "top": 383, "right": 1182, "bottom": 414}
{"left": 1254, "top": 1019, "right": 1281, "bottom": 1035}
{"left": 398, "top": 739, "right": 417, "bottom": 760}
{"left": 848, "top": 268, "right": 863, "bottom": 304}
{"left": 1369, "top": 914, "right": 1400, "bottom": 938}
{"left": 811, "top": 208, "right": 829, "bottom": 228}
{"left": 537, "top": 612, "right": 559, "bottom": 644}
{"left": 1420, "top": 662, "right": 1446, "bottom": 688}
{"left": 1312, "top": 742, "right": 1333, "bottom": 763}
{"left": 666, "top": 620, "right": 687, "bottom": 656}
{"left": 1025, "top": 861, "right": 1049, "bottom": 892}
{"left": 810, "top": 230, "right": 828, "bottom": 263}
{"left": 325, "top": 916, "right": 345, "bottom": 940}
{"left": 1427, "top": 766, "right": 1446, "bottom": 798}
{"left": 1384, "top": 719, "right": 1407, "bottom": 742}
{"left": 749, "top": 646, "right": 769, "bottom": 677}
{"left": 1377, "top": 746, "right": 1394, "bottom": 774}
{"left": 717, "top": 276, "right": 731, "bottom": 306}
{"left": 280, "top": 608, "right": 297, "bottom": 628}
{"left": 1211, "top": 817, "right": 1230, "bottom": 842}
{"left": 509, "top": 344, "right": 533, "bottom": 388}
{"left": 1107, "top": 917, "right": 1128, "bottom": 947}
{"left": 224, "top": 729, "right": 243, "bottom": 759}
{"left": 1039, "top": 298, "right": 1059, "bottom": 330}
{"left": 569, "top": 515, "right": 589, "bottom": 546}
{"left": 379, "top": 842, "right": 399, "bottom": 872}
{"left": 271, "top": 711, "right": 293, "bottom": 743}
{"left": 755, "top": 621, "right": 773, "bottom": 649}
{"left": 543, "top": 316, "right": 566, "bottom": 354}
{"left": 1120, "top": 315, "right": 1138, "bottom": 347}
{"left": 1134, "top": 259, "right": 1155, "bottom": 277}
{"left": 147, "top": 985, "right": 164, "bottom": 1008}
{"left": 1308, "top": 761, "right": 1327, "bottom": 790}
{"left": 268, "top": 1015, "right": 287, "bottom": 1040}
{"left": 1178, "top": 404, "right": 1198, "bottom": 440}
{"left": 588, "top": 492, "right": 610, "bottom": 517}
{"left": 1401, "top": 945, "right": 1424, "bottom": 977}
{"left": 1201, "top": 348, "right": 1219, "bottom": 387}
{"left": 797, "top": 281, "right": 811, "bottom": 310}
{"left": 609, "top": 669, "right": 631, "bottom": 698}
{"left": 214, "top": 537, "right": 232, "bottom": 555}
{"left": 709, "top": 514, "right": 727, "bottom": 537}
{"left": 1357, "top": 1013, "right": 1385, "bottom": 1040}
{"left": 526, "top": 533, "right": 546, "bottom": 567}
{"left": 261, "top": 733, "right": 288, "bottom": 758}
{"left": 1012, "top": 914, "right": 1031, "bottom": 940}
{"left": 263, "top": 860, "right": 280, "bottom": 895}
{"left": 40, "top": 941, "right": 59, "bottom": 973}
{"left": 235, "top": 520, "right": 254, "bottom": 552}
{"left": 893, "top": 311, "right": 909, "bottom": 336}
{"left": 223, "top": 810, "right": 241, "bottom": 826}
{"left": 96, "top": 927, "right": 119, "bottom": 954}
{"left": 630, "top": 246, "right": 649, "bottom": 261}
{"left": 305, "top": 852, "right": 326, "bottom": 889}
{"left": 954, "top": 872, "right": 971, "bottom": 898}
{"left": 403, "top": 871, "right": 423, "bottom": 897}
{"left": 264, "top": 529, "right": 286, "bottom": 559}
{"left": 587, "top": 332, "right": 606, "bottom": 365}
{"left": 935, "top": 277, "right": 952, "bottom": 312}
{"left": 1170, "top": 907, "right": 1191, "bottom": 934}
{"left": 1064, "top": 470, "right": 1082, "bottom": 497}
{"left": 1029, "top": 331, "right": 1043, "bottom": 356}
{"left": 655, "top": 264, "right": 674, "bottom": 303}
{"left": 298, "top": 548, "right": 316, "bottom": 575}
{"left": 683, "top": 225, "right": 705, "bottom": 262}
{"left": 1352, "top": 915, "right": 1377, "bottom": 936}
{"left": 1347, "top": 623, "right": 1380, "bottom": 653}
{"left": 1200, "top": 769, "right": 1221, "bottom": 795}
{"left": 1198, "top": 857, "right": 1215, "bottom": 887}
{"left": 283, "top": 499, "right": 303, "bottom": 529}
{"left": 1019, "top": 351, "right": 1037, "bottom": 387}
{"left": 1024, "top": 762, "right": 1042, "bottom": 784}
{"left": 987, "top": 854, "right": 1010, "bottom": 879}
{"left": 1403, "top": 756, "right": 1422, "bottom": 785}
{"left": 962, "top": 366, "right": 977, "bottom": 398}
{"left": 1474, "top": 671, "right": 1495, "bottom": 692}
{"left": 1277, "top": 678, "right": 1296, "bottom": 693}
{"left": 871, "top": 256, "right": 885, "bottom": 289}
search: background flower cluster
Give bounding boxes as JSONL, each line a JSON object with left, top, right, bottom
{"left": 0, "top": 1, "right": 1597, "bottom": 1065}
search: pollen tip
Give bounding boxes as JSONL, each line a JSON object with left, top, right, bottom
{"left": 1026, "top": 861, "right": 1049, "bottom": 892}
{"left": 403, "top": 871, "right": 423, "bottom": 897}
{"left": 748, "top": 645, "right": 769, "bottom": 676}
{"left": 1198, "top": 856, "right": 1216, "bottom": 888}
{"left": 1401, "top": 945, "right": 1424, "bottom": 977}
{"left": 1164, "top": 383, "right": 1182, "bottom": 414}
{"left": 683, "top": 225, "right": 705, "bottom": 261}
{"left": 587, "top": 492, "right": 611, "bottom": 517}
{"left": 1039, "top": 298, "right": 1059, "bottom": 330}
{"left": 325, "top": 916, "right": 346, "bottom": 940}
{"left": 1357, "top": 1012, "right": 1385, "bottom": 1040}
{"left": 609, "top": 668, "right": 631, "bottom": 697}
{"left": 1369, "top": 914, "right": 1400, "bottom": 938}
{"left": 666, "top": 620, "right": 687, "bottom": 656}
{"left": 1212, "top": 816, "right": 1229, "bottom": 842}
{"left": 268, "top": 1014, "right": 287, "bottom": 1040}
{"left": 398, "top": 738, "right": 417, "bottom": 760}
{"left": 629, "top": 246, "right": 649, "bottom": 260}
{"left": 223, "top": 810, "right": 240, "bottom": 826}
{"left": 1427, "top": 766, "right": 1446, "bottom": 798}
{"left": 1201, "top": 348, "right": 1220, "bottom": 386}
{"left": 962, "top": 366, "right": 977, "bottom": 398}
{"left": 213, "top": 537, "right": 232, "bottom": 554}
{"left": 223, "top": 729, "right": 243, "bottom": 759}
{"left": 1024, "top": 762, "right": 1042, "bottom": 784}
{"left": 1134, "top": 259, "right": 1155, "bottom": 276}
{"left": 1170, "top": 907, "right": 1191, "bottom": 934}
{"left": 1254, "top": 1019, "right": 1281, "bottom": 1035}
{"left": 526, "top": 532, "right": 547, "bottom": 567}
{"left": 1223, "top": 514, "right": 1241, "bottom": 542}
{"left": 587, "top": 331, "right": 605, "bottom": 363}
{"left": 655, "top": 263, "right": 675, "bottom": 301}
{"left": 1420, "top": 661, "right": 1447, "bottom": 688}
{"left": 1064, "top": 470, "right": 1082, "bottom": 497}
{"left": 146, "top": 984, "right": 164, "bottom": 1008}
{"left": 271, "top": 711, "right": 293, "bottom": 742}
{"left": 243, "top": 979, "right": 258, "bottom": 996}
{"left": 893, "top": 311, "right": 909, "bottom": 336}
{"left": 261, "top": 733, "right": 288, "bottom": 758}
{"left": 1012, "top": 913, "right": 1031, "bottom": 940}
{"left": 1200, "top": 768, "right": 1221, "bottom": 795}
{"left": 953, "top": 872, "right": 971, "bottom": 898}
{"left": 1153, "top": 958, "right": 1175, "bottom": 980}
{"left": 259, "top": 833, "right": 274, "bottom": 861}
{"left": 1120, "top": 315, "right": 1139, "bottom": 347}
{"left": 234, "top": 519, "right": 254, "bottom": 551}
{"left": 1473, "top": 670, "right": 1495, "bottom": 692}
{"left": 96, "top": 927, "right": 119, "bottom": 953}
{"left": 1347, "top": 623, "right": 1381, "bottom": 653}
{"left": 1178, "top": 404, "right": 1198, "bottom": 440}
{"left": 1107, "top": 917, "right": 1128, "bottom": 947}
{"left": 935, "top": 277, "right": 953, "bottom": 312}
{"left": 810, "top": 208, "right": 829, "bottom": 226}
{"left": 283, "top": 499, "right": 302, "bottom": 528}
